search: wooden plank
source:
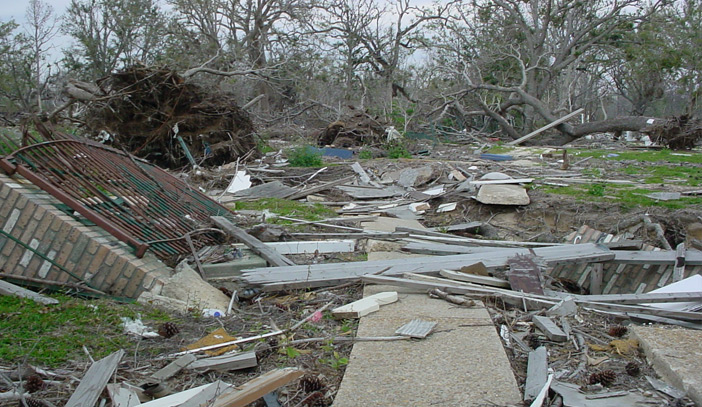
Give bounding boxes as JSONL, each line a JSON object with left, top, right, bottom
{"left": 332, "top": 292, "right": 398, "bottom": 319}
{"left": 439, "top": 269, "right": 511, "bottom": 288}
{"left": 65, "top": 349, "right": 125, "bottom": 407}
{"left": 524, "top": 346, "right": 548, "bottom": 401}
{"left": 395, "top": 227, "right": 559, "bottom": 248}
{"left": 576, "top": 291, "right": 702, "bottom": 305}
{"left": 532, "top": 316, "right": 567, "bottom": 342}
{"left": 613, "top": 249, "right": 702, "bottom": 265}
{"left": 232, "top": 181, "right": 296, "bottom": 200}
{"left": 589, "top": 263, "right": 603, "bottom": 295}
{"left": 137, "top": 381, "right": 231, "bottom": 407}
{"left": 242, "top": 243, "right": 613, "bottom": 288}
{"left": 431, "top": 222, "right": 483, "bottom": 233}
{"left": 506, "top": 108, "right": 584, "bottom": 146}
{"left": 211, "top": 368, "right": 304, "bottom": 407}
{"left": 107, "top": 384, "right": 141, "bottom": 407}
{"left": 507, "top": 255, "right": 544, "bottom": 295}
{"left": 469, "top": 178, "right": 534, "bottom": 186}
{"left": 260, "top": 240, "right": 355, "bottom": 254}
{"left": 336, "top": 185, "right": 401, "bottom": 199}
{"left": 286, "top": 175, "right": 355, "bottom": 200}
{"left": 187, "top": 351, "right": 257, "bottom": 372}
{"left": 211, "top": 216, "right": 295, "bottom": 267}
{"left": 395, "top": 319, "right": 437, "bottom": 339}
{"left": 402, "top": 242, "right": 500, "bottom": 255}
{"left": 0, "top": 279, "right": 59, "bottom": 305}
{"left": 151, "top": 354, "right": 196, "bottom": 381}
{"left": 673, "top": 242, "right": 685, "bottom": 282}
{"left": 603, "top": 240, "right": 643, "bottom": 250}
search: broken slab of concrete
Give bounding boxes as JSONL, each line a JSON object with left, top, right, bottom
{"left": 630, "top": 325, "right": 702, "bottom": 405}
{"left": 476, "top": 184, "right": 530, "bottom": 205}
{"left": 159, "top": 263, "right": 231, "bottom": 312}
{"left": 332, "top": 285, "right": 521, "bottom": 407}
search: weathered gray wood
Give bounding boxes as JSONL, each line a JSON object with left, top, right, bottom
{"left": 395, "top": 227, "right": 558, "bottom": 247}
{"left": 402, "top": 242, "right": 499, "bottom": 255}
{"left": 211, "top": 368, "right": 304, "bottom": 407}
{"left": 576, "top": 291, "right": 702, "bottom": 305}
{"left": 603, "top": 240, "right": 643, "bottom": 250}
{"left": 524, "top": 347, "right": 548, "bottom": 401}
{"left": 469, "top": 178, "right": 534, "bottom": 185}
{"left": 0, "top": 280, "right": 59, "bottom": 305}
{"left": 336, "top": 185, "right": 402, "bottom": 199}
{"left": 613, "top": 249, "right": 702, "bottom": 265}
{"left": 232, "top": 181, "right": 297, "bottom": 200}
{"left": 395, "top": 319, "right": 437, "bottom": 339}
{"left": 212, "top": 216, "right": 295, "bottom": 267}
{"left": 106, "top": 383, "right": 141, "bottom": 407}
{"left": 532, "top": 316, "right": 567, "bottom": 342}
{"left": 439, "top": 269, "right": 511, "bottom": 288}
{"left": 286, "top": 175, "right": 356, "bottom": 200}
{"left": 186, "top": 351, "right": 258, "bottom": 372}
{"left": 674, "top": 242, "right": 685, "bottom": 282}
{"left": 65, "top": 349, "right": 125, "bottom": 407}
{"left": 242, "top": 243, "right": 613, "bottom": 288}
{"left": 589, "top": 263, "right": 603, "bottom": 295}
{"left": 151, "top": 354, "right": 196, "bottom": 381}
{"left": 431, "top": 222, "right": 483, "bottom": 233}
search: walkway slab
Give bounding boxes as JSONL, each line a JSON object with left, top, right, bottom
{"left": 333, "top": 285, "right": 521, "bottom": 407}
{"left": 631, "top": 325, "right": 702, "bottom": 404}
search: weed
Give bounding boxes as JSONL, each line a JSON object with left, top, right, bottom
{"left": 385, "top": 142, "right": 411, "bottom": 159}
{"left": 358, "top": 149, "right": 373, "bottom": 159}
{"left": 572, "top": 148, "right": 702, "bottom": 164}
{"left": 587, "top": 183, "right": 606, "bottom": 196}
{"left": 256, "top": 137, "right": 275, "bottom": 154}
{"left": 287, "top": 146, "right": 324, "bottom": 167}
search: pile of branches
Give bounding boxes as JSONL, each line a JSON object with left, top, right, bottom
{"left": 76, "top": 65, "right": 257, "bottom": 168}
{"left": 644, "top": 115, "right": 702, "bottom": 150}
{"left": 317, "top": 109, "right": 390, "bottom": 147}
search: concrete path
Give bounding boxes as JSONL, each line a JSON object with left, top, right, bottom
{"left": 631, "top": 325, "right": 702, "bottom": 405}
{"left": 333, "top": 285, "right": 522, "bottom": 407}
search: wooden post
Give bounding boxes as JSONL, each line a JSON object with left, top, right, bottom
{"left": 507, "top": 108, "right": 584, "bottom": 146}
{"left": 589, "top": 263, "right": 603, "bottom": 295}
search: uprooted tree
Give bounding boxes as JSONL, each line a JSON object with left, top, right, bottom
{"left": 58, "top": 65, "right": 257, "bottom": 169}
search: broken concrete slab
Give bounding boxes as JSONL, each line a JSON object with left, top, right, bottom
{"left": 160, "top": 263, "right": 231, "bottom": 311}
{"left": 332, "top": 285, "right": 521, "bottom": 407}
{"left": 475, "top": 184, "right": 530, "bottom": 205}
{"left": 201, "top": 253, "right": 267, "bottom": 279}
{"left": 630, "top": 325, "right": 702, "bottom": 405}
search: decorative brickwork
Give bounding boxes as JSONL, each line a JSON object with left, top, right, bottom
{"left": 0, "top": 174, "right": 169, "bottom": 298}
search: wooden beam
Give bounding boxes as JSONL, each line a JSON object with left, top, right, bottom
{"left": 439, "top": 269, "right": 510, "bottom": 288}
{"left": 532, "top": 316, "right": 567, "bottom": 342}
{"left": 211, "top": 216, "right": 295, "bottom": 267}
{"left": 589, "top": 263, "right": 603, "bottom": 295}
{"left": 151, "top": 354, "right": 196, "bottom": 381}
{"left": 211, "top": 368, "right": 304, "bottom": 407}
{"left": 613, "top": 249, "right": 702, "bottom": 265}
{"left": 107, "top": 384, "right": 141, "bottom": 407}
{"left": 507, "top": 108, "right": 584, "bottom": 146}
{"left": 65, "top": 349, "right": 125, "bottom": 407}
{"left": 186, "top": 351, "right": 258, "bottom": 372}
{"left": 0, "top": 279, "right": 59, "bottom": 305}
{"left": 524, "top": 347, "right": 548, "bottom": 401}
{"left": 285, "top": 175, "right": 355, "bottom": 200}
{"left": 674, "top": 242, "right": 686, "bottom": 282}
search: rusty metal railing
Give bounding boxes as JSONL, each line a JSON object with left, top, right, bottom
{"left": 0, "top": 125, "right": 236, "bottom": 261}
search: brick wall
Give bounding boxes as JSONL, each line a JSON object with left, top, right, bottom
{"left": 0, "top": 174, "right": 170, "bottom": 298}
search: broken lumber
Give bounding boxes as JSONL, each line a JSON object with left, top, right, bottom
{"left": 151, "top": 354, "right": 196, "bottom": 381}
{"left": 332, "top": 292, "right": 398, "bottom": 319}
{"left": 439, "top": 268, "right": 510, "bottom": 288}
{"left": 286, "top": 175, "right": 355, "bottom": 200}
{"left": 107, "top": 383, "right": 141, "bottom": 407}
{"left": 242, "top": 243, "right": 613, "bottom": 290}
{"left": 186, "top": 351, "right": 258, "bottom": 372}
{"left": 524, "top": 347, "right": 548, "bottom": 401}
{"left": 211, "top": 216, "right": 294, "bottom": 267}
{"left": 65, "top": 349, "right": 125, "bottom": 407}
{"left": 532, "top": 316, "right": 567, "bottom": 342}
{"left": 506, "top": 108, "right": 584, "bottom": 146}
{"left": 0, "top": 279, "right": 59, "bottom": 305}
{"left": 211, "top": 368, "right": 304, "bottom": 407}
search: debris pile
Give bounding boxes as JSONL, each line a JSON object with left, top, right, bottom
{"left": 80, "top": 66, "right": 257, "bottom": 168}
{"left": 643, "top": 114, "right": 702, "bottom": 149}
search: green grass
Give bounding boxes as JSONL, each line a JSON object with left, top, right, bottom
{"left": 234, "top": 198, "right": 336, "bottom": 221}
{"left": 541, "top": 184, "right": 702, "bottom": 210}
{"left": 620, "top": 164, "right": 702, "bottom": 186}
{"left": 0, "top": 295, "right": 173, "bottom": 366}
{"left": 572, "top": 148, "right": 702, "bottom": 164}
{"left": 385, "top": 142, "right": 412, "bottom": 159}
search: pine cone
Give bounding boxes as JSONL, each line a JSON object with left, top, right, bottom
{"left": 24, "top": 374, "right": 44, "bottom": 393}
{"left": 625, "top": 361, "right": 641, "bottom": 376}
{"left": 158, "top": 322, "right": 180, "bottom": 338}
{"left": 20, "top": 398, "right": 48, "bottom": 407}
{"left": 302, "top": 391, "right": 325, "bottom": 407}
{"left": 299, "top": 375, "right": 325, "bottom": 393}
{"left": 608, "top": 325, "right": 628, "bottom": 338}
{"left": 589, "top": 369, "right": 617, "bottom": 386}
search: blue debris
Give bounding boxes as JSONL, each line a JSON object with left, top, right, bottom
{"left": 480, "top": 153, "right": 513, "bottom": 161}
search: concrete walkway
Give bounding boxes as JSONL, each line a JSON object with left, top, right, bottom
{"left": 333, "top": 285, "right": 522, "bottom": 407}
{"left": 631, "top": 325, "right": 702, "bottom": 405}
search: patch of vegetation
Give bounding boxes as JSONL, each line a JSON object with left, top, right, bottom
{"left": 625, "top": 165, "right": 702, "bottom": 186}
{"left": 234, "top": 198, "right": 336, "bottom": 221}
{"left": 542, "top": 184, "right": 702, "bottom": 210}
{"left": 572, "top": 148, "right": 702, "bottom": 164}
{"left": 0, "top": 295, "right": 171, "bottom": 367}
{"left": 485, "top": 144, "right": 514, "bottom": 154}
{"left": 358, "top": 149, "right": 373, "bottom": 159}
{"left": 287, "top": 146, "right": 324, "bottom": 167}
{"left": 256, "top": 136, "right": 275, "bottom": 154}
{"left": 385, "top": 142, "right": 412, "bottom": 159}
